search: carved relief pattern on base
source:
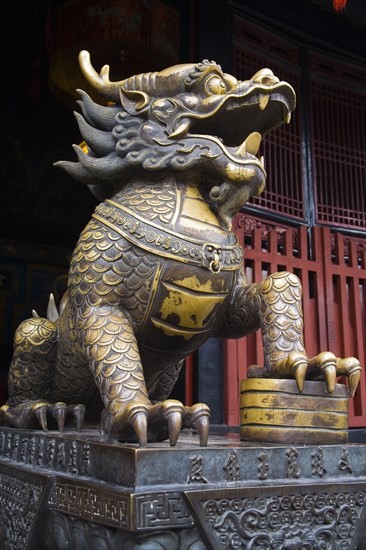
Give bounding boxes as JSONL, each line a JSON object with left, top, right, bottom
{"left": 339, "top": 447, "right": 353, "bottom": 473}
{"left": 135, "top": 492, "right": 193, "bottom": 529}
{"left": 48, "top": 511, "right": 206, "bottom": 550}
{"left": 201, "top": 490, "right": 365, "bottom": 549}
{"left": 1, "top": 428, "right": 365, "bottom": 486}
{"left": 48, "top": 482, "right": 194, "bottom": 531}
{"left": 0, "top": 473, "right": 43, "bottom": 550}
{"left": 0, "top": 430, "right": 91, "bottom": 476}
{"left": 48, "top": 482, "right": 129, "bottom": 529}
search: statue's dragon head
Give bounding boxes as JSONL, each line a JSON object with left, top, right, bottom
{"left": 56, "top": 51, "right": 296, "bottom": 228}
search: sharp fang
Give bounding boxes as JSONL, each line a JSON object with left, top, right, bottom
{"left": 236, "top": 140, "right": 246, "bottom": 157}
{"left": 259, "top": 95, "right": 269, "bottom": 111}
{"left": 236, "top": 132, "right": 262, "bottom": 158}
{"left": 260, "top": 155, "right": 264, "bottom": 168}
{"left": 285, "top": 112, "right": 291, "bottom": 124}
{"left": 245, "top": 131, "right": 262, "bottom": 156}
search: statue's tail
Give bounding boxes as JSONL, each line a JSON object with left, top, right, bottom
{"left": 32, "top": 293, "right": 59, "bottom": 322}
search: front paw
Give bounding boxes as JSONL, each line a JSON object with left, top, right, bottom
{"left": 100, "top": 400, "right": 210, "bottom": 447}
{"left": 251, "top": 351, "right": 362, "bottom": 397}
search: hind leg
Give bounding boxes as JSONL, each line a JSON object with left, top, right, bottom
{"left": 1, "top": 317, "right": 84, "bottom": 430}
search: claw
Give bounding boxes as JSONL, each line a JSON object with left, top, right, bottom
{"left": 293, "top": 361, "right": 308, "bottom": 392}
{"left": 34, "top": 404, "right": 48, "bottom": 431}
{"left": 161, "top": 400, "right": 183, "bottom": 446}
{"left": 166, "top": 412, "right": 182, "bottom": 446}
{"left": 274, "top": 352, "right": 308, "bottom": 385}
{"left": 0, "top": 405, "right": 10, "bottom": 426}
{"left": 336, "top": 357, "right": 362, "bottom": 397}
{"left": 127, "top": 405, "right": 148, "bottom": 447}
{"left": 72, "top": 404, "right": 85, "bottom": 432}
{"left": 321, "top": 363, "right": 337, "bottom": 393}
{"left": 309, "top": 352, "right": 337, "bottom": 393}
{"left": 52, "top": 402, "right": 67, "bottom": 432}
{"left": 247, "top": 364, "right": 264, "bottom": 378}
{"left": 348, "top": 369, "right": 361, "bottom": 398}
{"left": 195, "top": 415, "right": 210, "bottom": 447}
{"left": 188, "top": 403, "right": 210, "bottom": 447}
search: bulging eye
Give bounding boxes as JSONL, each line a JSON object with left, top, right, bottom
{"left": 205, "top": 76, "right": 227, "bottom": 95}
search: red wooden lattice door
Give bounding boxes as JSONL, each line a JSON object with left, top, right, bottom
{"left": 224, "top": 217, "right": 366, "bottom": 429}
{"left": 309, "top": 53, "right": 366, "bottom": 230}
{"left": 232, "top": 16, "right": 304, "bottom": 223}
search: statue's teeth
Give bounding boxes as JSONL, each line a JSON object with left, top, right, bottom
{"left": 285, "top": 112, "right": 291, "bottom": 124}
{"left": 236, "top": 140, "right": 246, "bottom": 157}
{"left": 245, "top": 132, "right": 262, "bottom": 156}
{"left": 236, "top": 132, "right": 262, "bottom": 158}
{"left": 259, "top": 95, "right": 269, "bottom": 111}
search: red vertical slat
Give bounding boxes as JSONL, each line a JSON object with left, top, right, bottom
{"left": 227, "top": 220, "right": 366, "bottom": 430}
{"left": 334, "top": 233, "right": 352, "bottom": 358}
{"left": 312, "top": 227, "right": 328, "bottom": 351}
{"left": 224, "top": 339, "right": 241, "bottom": 426}
{"left": 348, "top": 279, "right": 366, "bottom": 425}
{"left": 320, "top": 227, "right": 335, "bottom": 352}
{"left": 268, "top": 229, "right": 279, "bottom": 275}
{"left": 253, "top": 229, "right": 264, "bottom": 367}
{"left": 345, "top": 241, "right": 366, "bottom": 425}
{"left": 300, "top": 228, "right": 312, "bottom": 353}
{"left": 185, "top": 354, "right": 194, "bottom": 407}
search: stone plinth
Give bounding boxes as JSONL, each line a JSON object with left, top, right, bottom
{"left": 0, "top": 426, "right": 365, "bottom": 549}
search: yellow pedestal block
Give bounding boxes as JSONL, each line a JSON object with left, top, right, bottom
{"left": 240, "top": 378, "right": 349, "bottom": 444}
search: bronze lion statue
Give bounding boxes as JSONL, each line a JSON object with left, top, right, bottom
{"left": 1, "top": 52, "right": 361, "bottom": 445}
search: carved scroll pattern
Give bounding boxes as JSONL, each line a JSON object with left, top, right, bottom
{"left": 202, "top": 490, "right": 366, "bottom": 549}
{"left": 48, "top": 511, "right": 205, "bottom": 550}
{"left": 0, "top": 473, "right": 43, "bottom": 550}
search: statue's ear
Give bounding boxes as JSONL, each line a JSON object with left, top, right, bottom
{"left": 119, "top": 87, "right": 151, "bottom": 115}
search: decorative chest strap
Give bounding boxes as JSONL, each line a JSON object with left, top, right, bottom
{"left": 92, "top": 200, "right": 243, "bottom": 273}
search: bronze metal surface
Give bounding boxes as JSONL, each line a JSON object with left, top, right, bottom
{"left": 1, "top": 428, "right": 366, "bottom": 549}
{"left": 0, "top": 52, "right": 361, "bottom": 445}
{"left": 240, "top": 379, "right": 349, "bottom": 444}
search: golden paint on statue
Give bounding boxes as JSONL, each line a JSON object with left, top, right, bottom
{"left": 240, "top": 379, "right": 349, "bottom": 444}
{"left": 0, "top": 52, "right": 361, "bottom": 446}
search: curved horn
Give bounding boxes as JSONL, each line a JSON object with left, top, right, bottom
{"left": 79, "top": 51, "right": 196, "bottom": 102}
{"left": 79, "top": 50, "right": 125, "bottom": 102}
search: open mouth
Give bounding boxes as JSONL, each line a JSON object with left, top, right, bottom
{"left": 190, "top": 82, "right": 295, "bottom": 172}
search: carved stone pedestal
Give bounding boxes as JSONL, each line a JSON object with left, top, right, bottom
{"left": 0, "top": 426, "right": 365, "bottom": 549}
